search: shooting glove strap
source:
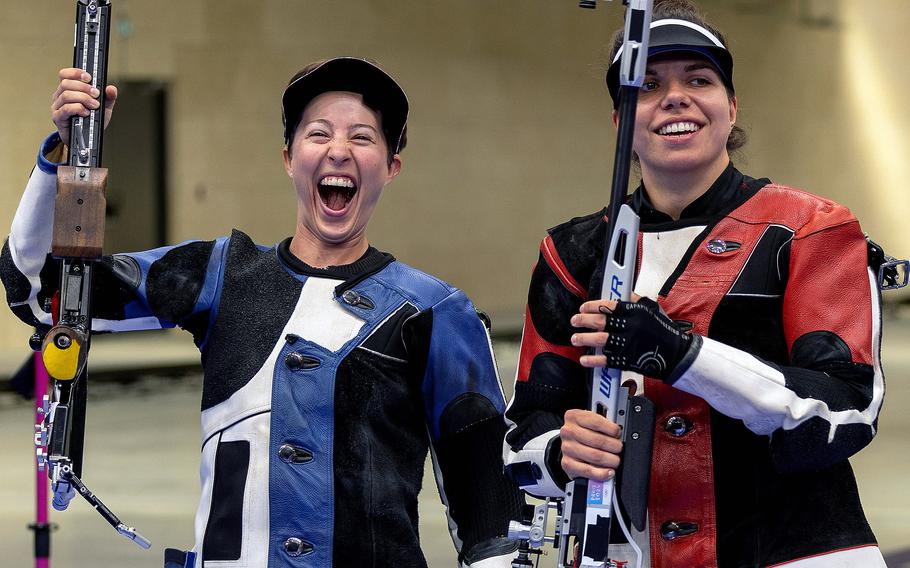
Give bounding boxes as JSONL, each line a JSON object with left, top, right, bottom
{"left": 600, "top": 297, "right": 692, "bottom": 381}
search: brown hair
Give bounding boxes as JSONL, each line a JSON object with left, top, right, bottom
{"left": 609, "top": 0, "right": 747, "bottom": 154}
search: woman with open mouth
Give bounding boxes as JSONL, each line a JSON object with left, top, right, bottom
{"left": 503, "top": 0, "right": 894, "bottom": 567}
{"left": 2, "top": 57, "right": 522, "bottom": 567}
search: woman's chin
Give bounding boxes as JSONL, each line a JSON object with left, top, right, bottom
{"left": 312, "top": 221, "right": 362, "bottom": 247}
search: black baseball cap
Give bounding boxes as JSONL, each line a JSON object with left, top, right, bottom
{"left": 282, "top": 57, "right": 409, "bottom": 153}
{"left": 606, "top": 18, "right": 734, "bottom": 108}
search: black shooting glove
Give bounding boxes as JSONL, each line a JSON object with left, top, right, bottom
{"left": 600, "top": 297, "right": 693, "bottom": 382}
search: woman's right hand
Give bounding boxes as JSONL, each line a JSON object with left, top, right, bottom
{"left": 560, "top": 408, "right": 624, "bottom": 481}
{"left": 51, "top": 68, "right": 118, "bottom": 144}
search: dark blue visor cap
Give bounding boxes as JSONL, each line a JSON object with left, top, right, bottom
{"left": 282, "top": 57, "right": 409, "bottom": 153}
{"left": 606, "top": 19, "right": 734, "bottom": 108}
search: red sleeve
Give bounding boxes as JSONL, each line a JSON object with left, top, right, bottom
{"left": 516, "top": 239, "right": 587, "bottom": 382}
{"left": 783, "top": 215, "right": 874, "bottom": 365}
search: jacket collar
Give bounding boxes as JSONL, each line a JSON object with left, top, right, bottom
{"left": 631, "top": 162, "right": 763, "bottom": 227}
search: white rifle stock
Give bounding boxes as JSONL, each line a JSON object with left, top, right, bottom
{"left": 563, "top": 2, "right": 654, "bottom": 566}
{"left": 508, "top": 2, "right": 655, "bottom": 567}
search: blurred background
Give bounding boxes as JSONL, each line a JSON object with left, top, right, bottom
{"left": 1, "top": 0, "right": 909, "bottom": 566}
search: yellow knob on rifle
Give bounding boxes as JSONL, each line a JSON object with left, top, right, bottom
{"left": 41, "top": 327, "right": 86, "bottom": 381}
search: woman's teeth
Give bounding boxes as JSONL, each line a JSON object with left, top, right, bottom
{"left": 318, "top": 176, "right": 357, "bottom": 211}
{"left": 658, "top": 122, "right": 700, "bottom": 135}
{"left": 320, "top": 176, "right": 355, "bottom": 188}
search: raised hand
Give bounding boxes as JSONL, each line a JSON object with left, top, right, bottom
{"left": 51, "top": 68, "right": 118, "bottom": 144}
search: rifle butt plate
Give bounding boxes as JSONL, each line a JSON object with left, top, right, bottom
{"left": 41, "top": 325, "right": 88, "bottom": 381}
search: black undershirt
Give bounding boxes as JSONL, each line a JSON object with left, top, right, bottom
{"left": 276, "top": 238, "right": 396, "bottom": 295}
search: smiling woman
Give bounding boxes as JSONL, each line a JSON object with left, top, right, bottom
{"left": 503, "top": 0, "right": 895, "bottom": 567}
{"left": 283, "top": 90, "right": 401, "bottom": 264}
{"left": 629, "top": 56, "right": 737, "bottom": 215}
{"left": 0, "top": 56, "right": 523, "bottom": 567}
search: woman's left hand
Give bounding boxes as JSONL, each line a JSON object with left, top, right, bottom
{"left": 569, "top": 297, "right": 694, "bottom": 381}
{"left": 570, "top": 299, "right": 620, "bottom": 367}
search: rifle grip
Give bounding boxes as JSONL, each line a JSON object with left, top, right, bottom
{"left": 53, "top": 166, "right": 107, "bottom": 259}
{"left": 618, "top": 394, "right": 656, "bottom": 532}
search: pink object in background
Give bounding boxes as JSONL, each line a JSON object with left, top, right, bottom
{"left": 33, "top": 352, "right": 50, "bottom": 568}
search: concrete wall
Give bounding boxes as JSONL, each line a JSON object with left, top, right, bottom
{"left": 2, "top": 0, "right": 908, "bottom": 351}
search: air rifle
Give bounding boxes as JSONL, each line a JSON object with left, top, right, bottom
{"left": 508, "top": 2, "right": 655, "bottom": 567}
{"left": 33, "top": 0, "right": 150, "bottom": 549}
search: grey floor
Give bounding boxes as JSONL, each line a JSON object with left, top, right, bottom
{"left": 0, "top": 321, "right": 908, "bottom": 567}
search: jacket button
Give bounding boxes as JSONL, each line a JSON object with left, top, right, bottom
{"left": 341, "top": 289, "right": 375, "bottom": 310}
{"left": 278, "top": 443, "right": 313, "bottom": 464}
{"left": 664, "top": 415, "right": 693, "bottom": 437}
{"left": 284, "top": 537, "right": 313, "bottom": 557}
{"left": 285, "top": 352, "right": 304, "bottom": 370}
{"left": 660, "top": 520, "right": 698, "bottom": 540}
{"left": 285, "top": 352, "right": 320, "bottom": 371}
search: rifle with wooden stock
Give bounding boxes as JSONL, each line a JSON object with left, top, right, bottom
{"left": 33, "top": 0, "right": 150, "bottom": 549}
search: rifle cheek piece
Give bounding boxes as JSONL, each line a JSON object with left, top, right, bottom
{"left": 53, "top": 166, "right": 108, "bottom": 260}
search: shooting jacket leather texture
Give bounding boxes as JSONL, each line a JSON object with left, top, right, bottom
{"left": 2, "top": 133, "right": 523, "bottom": 568}
{"left": 504, "top": 163, "right": 886, "bottom": 567}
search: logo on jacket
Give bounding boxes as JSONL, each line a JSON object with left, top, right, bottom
{"left": 706, "top": 239, "right": 742, "bottom": 254}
